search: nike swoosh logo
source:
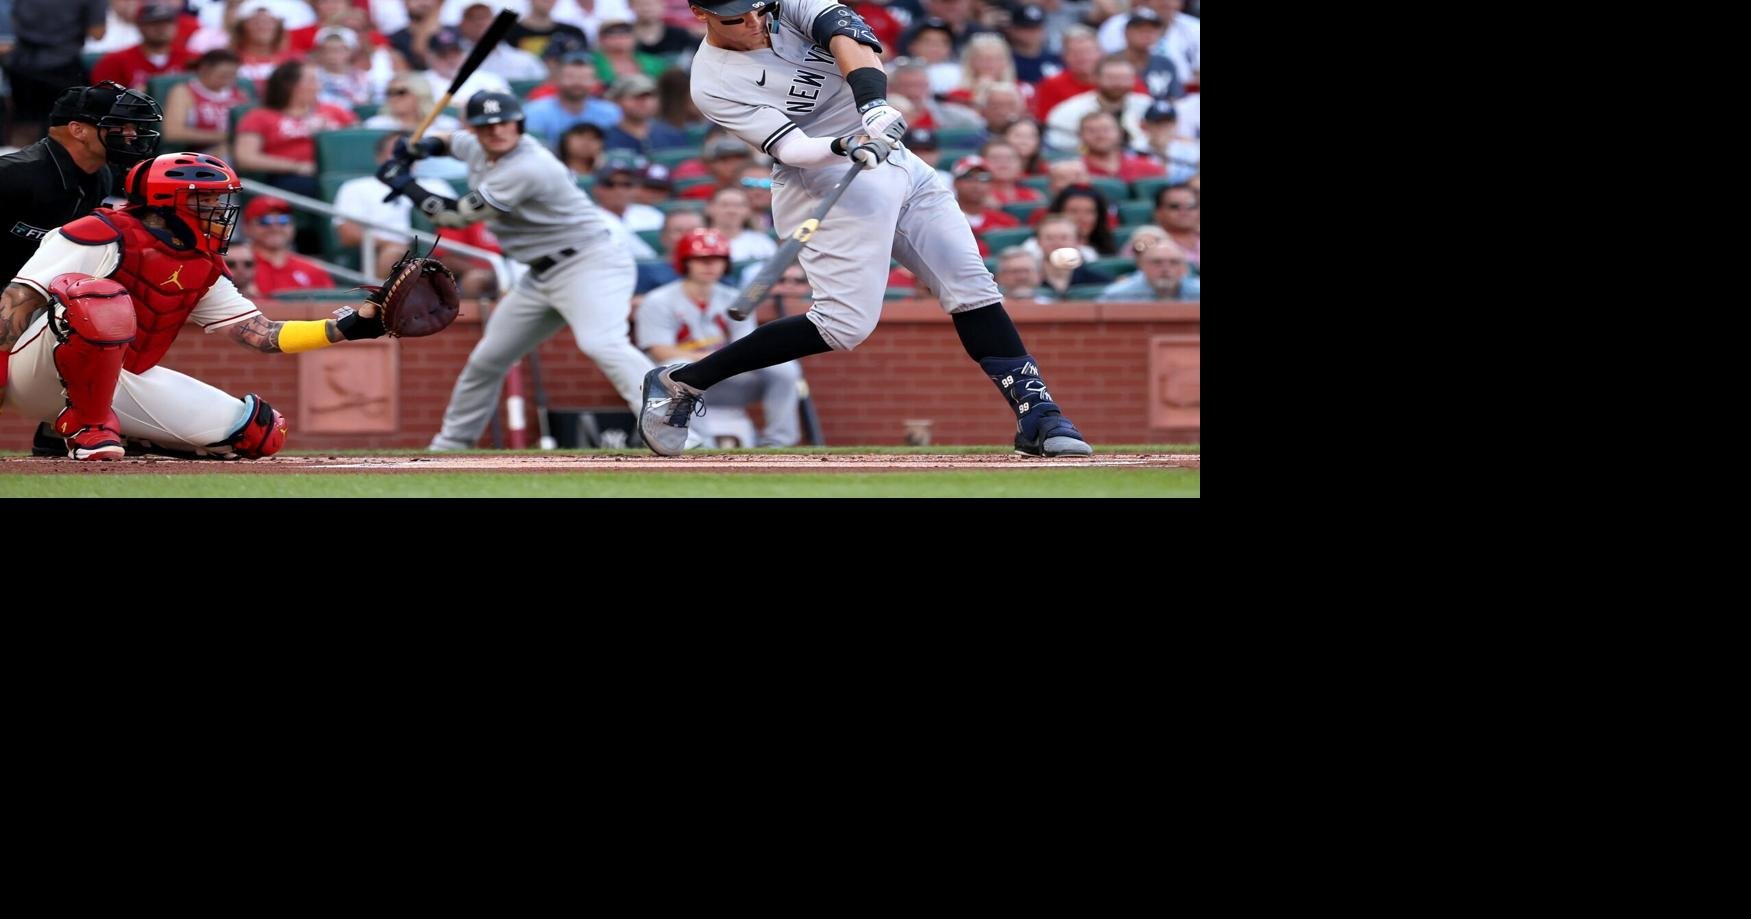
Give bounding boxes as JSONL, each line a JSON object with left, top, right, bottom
{"left": 757, "top": 70, "right": 766, "bottom": 86}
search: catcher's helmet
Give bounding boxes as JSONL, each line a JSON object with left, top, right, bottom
{"left": 672, "top": 227, "right": 732, "bottom": 275}
{"left": 125, "top": 152, "right": 243, "bottom": 255}
{"left": 690, "top": 0, "right": 778, "bottom": 17}
{"left": 465, "top": 92, "right": 525, "bottom": 127}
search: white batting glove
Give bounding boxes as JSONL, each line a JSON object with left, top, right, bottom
{"left": 860, "top": 104, "right": 908, "bottom": 146}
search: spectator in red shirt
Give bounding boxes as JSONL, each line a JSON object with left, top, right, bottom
{"left": 288, "top": 0, "right": 388, "bottom": 55}
{"left": 233, "top": 60, "right": 358, "bottom": 199}
{"left": 982, "top": 140, "right": 1042, "bottom": 206}
{"left": 1079, "top": 110, "right": 1166, "bottom": 183}
{"left": 244, "top": 196, "right": 335, "bottom": 296}
{"left": 952, "top": 156, "right": 1020, "bottom": 242}
{"left": 91, "top": 1, "right": 192, "bottom": 92}
{"left": 162, "top": 49, "right": 249, "bottom": 161}
{"left": 230, "top": 2, "right": 299, "bottom": 91}
{"left": 1031, "top": 26, "right": 1102, "bottom": 121}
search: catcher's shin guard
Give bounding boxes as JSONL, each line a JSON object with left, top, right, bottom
{"left": 978, "top": 355, "right": 1094, "bottom": 457}
{"left": 212, "top": 394, "right": 287, "bottom": 458}
{"left": 47, "top": 274, "right": 137, "bottom": 460}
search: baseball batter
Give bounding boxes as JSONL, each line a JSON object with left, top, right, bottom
{"left": 378, "top": 91, "right": 658, "bottom": 451}
{"left": 637, "top": 0, "right": 1092, "bottom": 457}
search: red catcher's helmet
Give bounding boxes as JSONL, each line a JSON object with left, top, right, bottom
{"left": 673, "top": 227, "right": 732, "bottom": 275}
{"left": 124, "top": 152, "right": 244, "bottom": 254}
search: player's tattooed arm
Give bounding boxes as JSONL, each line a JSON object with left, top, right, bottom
{"left": 0, "top": 283, "right": 48, "bottom": 352}
{"left": 227, "top": 313, "right": 345, "bottom": 353}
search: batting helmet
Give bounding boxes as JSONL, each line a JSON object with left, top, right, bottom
{"left": 672, "top": 227, "right": 732, "bottom": 275}
{"left": 125, "top": 152, "right": 242, "bottom": 255}
{"left": 690, "top": 0, "right": 778, "bottom": 17}
{"left": 465, "top": 92, "right": 525, "bottom": 127}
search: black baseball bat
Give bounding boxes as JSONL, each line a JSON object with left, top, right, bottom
{"left": 412, "top": 8, "right": 518, "bottom": 142}
{"left": 727, "top": 161, "right": 865, "bottom": 321}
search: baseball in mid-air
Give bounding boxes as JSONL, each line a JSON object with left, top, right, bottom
{"left": 1048, "top": 247, "right": 1084, "bottom": 270}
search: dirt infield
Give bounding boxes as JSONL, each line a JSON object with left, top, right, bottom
{"left": 0, "top": 452, "right": 1199, "bottom": 475}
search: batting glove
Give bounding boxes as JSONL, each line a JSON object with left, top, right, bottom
{"left": 859, "top": 104, "right": 908, "bottom": 146}
{"left": 834, "top": 133, "right": 892, "bottom": 168}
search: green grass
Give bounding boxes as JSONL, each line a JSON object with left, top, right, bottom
{"left": 0, "top": 468, "right": 1198, "bottom": 498}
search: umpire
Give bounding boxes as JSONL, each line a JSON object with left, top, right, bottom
{"left": 0, "top": 81, "right": 163, "bottom": 285}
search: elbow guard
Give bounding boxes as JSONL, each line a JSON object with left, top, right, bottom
{"left": 811, "top": 5, "right": 883, "bottom": 55}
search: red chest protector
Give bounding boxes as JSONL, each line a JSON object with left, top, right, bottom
{"left": 60, "top": 208, "right": 226, "bottom": 374}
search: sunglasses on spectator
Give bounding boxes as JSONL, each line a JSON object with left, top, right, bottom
{"left": 386, "top": 88, "right": 411, "bottom": 96}
{"left": 599, "top": 179, "right": 635, "bottom": 188}
{"left": 1163, "top": 202, "right": 1198, "bottom": 210}
{"left": 227, "top": 259, "right": 255, "bottom": 269}
{"left": 741, "top": 177, "right": 773, "bottom": 189}
{"left": 255, "top": 213, "right": 293, "bottom": 225}
{"left": 777, "top": 275, "right": 807, "bottom": 284}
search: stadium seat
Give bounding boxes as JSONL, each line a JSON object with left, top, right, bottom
{"left": 1132, "top": 177, "right": 1175, "bottom": 202}
{"left": 1087, "top": 256, "right": 1136, "bottom": 277}
{"left": 933, "top": 127, "right": 986, "bottom": 148}
{"left": 1118, "top": 200, "right": 1154, "bottom": 226}
{"left": 981, "top": 227, "right": 1035, "bottom": 251}
{"left": 1002, "top": 201, "right": 1046, "bottom": 222}
{"left": 316, "top": 128, "right": 390, "bottom": 176}
{"left": 1088, "top": 177, "right": 1128, "bottom": 204}
{"left": 651, "top": 147, "right": 698, "bottom": 167}
{"left": 508, "top": 79, "right": 544, "bottom": 98}
{"left": 636, "top": 229, "right": 663, "bottom": 252}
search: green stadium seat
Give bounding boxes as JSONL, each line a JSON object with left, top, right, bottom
{"left": 1087, "top": 257, "right": 1136, "bottom": 277}
{"left": 933, "top": 127, "right": 987, "bottom": 148}
{"left": 884, "top": 287, "right": 916, "bottom": 300}
{"left": 657, "top": 199, "right": 703, "bottom": 213}
{"left": 82, "top": 51, "right": 104, "bottom": 74}
{"left": 938, "top": 148, "right": 977, "bottom": 171}
{"left": 981, "top": 227, "right": 1035, "bottom": 252}
{"left": 147, "top": 74, "right": 195, "bottom": 104}
{"left": 1088, "top": 177, "right": 1128, "bottom": 205}
{"left": 1131, "top": 176, "right": 1175, "bottom": 203}
{"left": 1118, "top": 200, "right": 1154, "bottom": 226}
{"left": 1002, "top": 201, "right": 1046, "bottom": 222}
{"left": 269, "top": 287, "right": 362, "bottom": 301}
{"left": 508, "top": 79, "right": 545, "bottom": 99}
{"left": 352, "top": 103, "right": 381, "bottom": 121}
{"left": 1043, "top": 148, "right": 1081, "bottom": 162}
{"left": 1065, "top": 283, "right": 1109, "bottom": 300}
{"left": 651, "top": 147, "right": 698, "bottom": 168}
{"left": 636, "top": 229, "right": 663, "bottom": 252}
{"left": 1020, "top": 176, "right": 1051, "bottom": 195}
{"left": 674, "top": 176, "right": 716, "bottom": 194}
{"left": 316, "top": 128, "right": 389, "bottom": 176}
{"left": 683, "top": 122, "right": 711, "bottom": 145}
{"left": 575, "top": 175, "right": 596, "bottom": 192}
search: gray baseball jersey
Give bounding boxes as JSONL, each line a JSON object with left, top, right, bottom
{"left": 687, "top": 0, "right": 1003, "bottom": 351}
{"left": 447, "top": 130, "right": 611, "bottom": 263}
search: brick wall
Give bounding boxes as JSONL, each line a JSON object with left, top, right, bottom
{"left": 2, "top": 298, "right": 1200, "bottom": 449}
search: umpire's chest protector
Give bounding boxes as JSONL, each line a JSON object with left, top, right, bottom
{"left": 62, "top": 210, "right": 224, "bottom": 374}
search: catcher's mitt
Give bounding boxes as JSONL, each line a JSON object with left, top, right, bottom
{"left": 364, "top": 249, "right": 461, "bottom": 338}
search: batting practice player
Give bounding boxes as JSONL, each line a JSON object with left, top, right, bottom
{"left": 637, "top": 0, "right": 1092, "bottom": 457}
{"left": 0, "top": 153, "right": 389, "bottom": 460}
{"left": 377, "top": 91, "right": 660, "bottom": 451}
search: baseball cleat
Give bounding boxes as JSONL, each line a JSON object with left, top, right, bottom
{"left": 639, "top": 363, "right": 706, "bottom": 456}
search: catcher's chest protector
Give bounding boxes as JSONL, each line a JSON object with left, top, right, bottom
{"left": 63, "top": 211, "right": 224, "bottom": 375}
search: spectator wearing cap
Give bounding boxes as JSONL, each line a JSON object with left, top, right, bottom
{"left": 1152, "top": 182, "right": 1199, "bottom": 268}
{"left": 163, "top": 49, "right": 250, "bottom": 161}
{"left": 91, "top": 2, "right": 193, "bottom": 92}
{"left": 389, "top": 0, "right": 445, "bottom": 72}
{"left": 897, "top": 0, "right": 993, "bottom": 53}
{"left": 508, "top": 0, "right": 590, "bottom": 59}
{"left": 244, "top": 195, "right": 335, "bottom": 296}
{"left": 230, "top": 1, "right": 299, "bottom": 90}
{"left": 310, "top": 27, "right": 374, "bottom": 108}
{"left": 704, "top": 186, "right": 777, "bottom": 265}
{"left": 1096, "top": 0, "right": 1199, "bottom": 92}
{"left": 592, "top": 18, "right": 667, "bottom": 87}
{"left": 558, "top": 122, "right": 608, "bottom": 178}
{"left": 635, "top": 161, "right": 675, "bottom": 207}
{"left": 592, "top": 154, "right": 663, "bottom": 259}
{"left": 902, "top": 128, "right": 954, "bottom": 188}
{"left": 680, "top": 136, "right": 753, "bottom": 201}
{"left": 524, "top": 32, "right": 591, "bottom": 101}
{"left": 2, "top": 0, "right": 109, "bottom": 148}
{"left": 1136, "top": 99, "right": 1198, "bottom": 184}
{"left": 288, "top": 0, "right": 388, "bottom": 56}
{"left": 738, "top": 164, "right": 774, "bottom": 231}
{"left": 1045, "top": 55, "right": 1153, "bottom": 151}
{"left": 981, "top": 139, "right": 1042, "bottom": 206}
{"left": 1005, "top": 4, "right": 1063, "bottom": 86}
{"left": 459, "top": 2, "right": 547, "bottom": 81}
{"left": 422, "top": 26, "right": 514, "bottom": 112}
{"left": 1077, "top": 109, "right": 1164, "bottom": 182}
{"left": 234, "top": 60, "right": 358, "bottom": 199}
{"left": 951, "top": 156, "right": 1020, "bottom": 245}
{"left": 630, "top": 0, "right": 695, "bottom": 57}
{"left": 903, "top": 18, "right": 963, "bottom": 96}
{"left": 1098, "top": 237, "right": 1198, "bottom": 301}
{"left": 602, "top": 74, "right": 689, "bottom": 154}
{"left": 0, "top": 83, "right": 152, "bottom": 284}
{"left": 1116, "top": 7, "right": 1183, "bottom": 100}
{"left": 522, "top": 54, "right": 622, "bottom": 147}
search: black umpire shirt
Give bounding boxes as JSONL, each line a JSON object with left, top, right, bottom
{"left": 0, "top": 138, "right": 114, "bottom": 286}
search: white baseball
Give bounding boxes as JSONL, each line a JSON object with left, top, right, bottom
{"left": 1049, "top": 247, "right": 1084, "bottom": 270}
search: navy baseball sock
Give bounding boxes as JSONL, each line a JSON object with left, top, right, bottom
{"left": 951, "top": 302, "right": 1026, "bottom": 361}
{"left": 671, "top": 315, "right": 831, "bottom": 390}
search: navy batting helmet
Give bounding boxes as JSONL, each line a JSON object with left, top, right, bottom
{"left": 690, "top": 0, "right": 778, "bottom": 17}
{"left": 465, "top": 92, "right": 525, "bottom": 127}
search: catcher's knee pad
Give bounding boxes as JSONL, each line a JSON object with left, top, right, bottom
{"left": 211, "top": 394, "right": 287, "bottom": 458}
{"left": 46, "top": 273, "right": 136, "bottom": 448}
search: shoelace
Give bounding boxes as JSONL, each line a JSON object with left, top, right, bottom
{"left": 666, "top": 391, "right": 706, "bottom": 426}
